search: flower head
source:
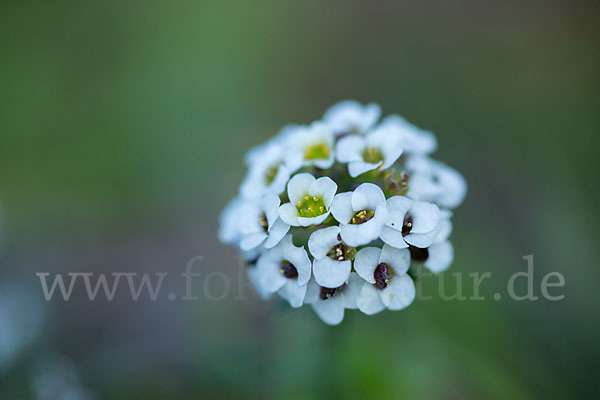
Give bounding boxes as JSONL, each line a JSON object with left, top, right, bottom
{"left": 219, "top": 101, "right": 465, "bottom": 324}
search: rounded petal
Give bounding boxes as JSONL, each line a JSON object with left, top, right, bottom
{"left": 247, "top": 266, "right": 271, "bottom": 299}
{"left": 240, "top": 232, "right": 267, "bottom": 251}
{"left": 309, "top": 177, "right": 338, "bottom": 207}
{"left": 256, "top": 255, "right": 286, "bottom": 293}
{"left": 278, "top": 203, "right": 300, "bottom": 226}
{"left": 323, "top": 100, "right": 381, "bottom": 134}
{"left": 278, "top": 281, "right": 307, "bottom": 308}
{"left": 287, "top": 173, "right": 315, "bottom": 204}
{"left": 297, "top": 211, "right": 330, "bottom": 227}
{"left": 380, "top": 225, "right": 409, "bottom": 249}
{"left": 335, "top": 135, "right": 365, "bottom": 163}
{"left": 386, "top": 196, "right": 413, "bottom": 228}
{"left": 285, "top": 247, "right": 312, "bottom": 286}
{"left": 352, "top": 183, "right": 386, "bottom": 211}
{"left": 308, "top": 226, "right": 341, "bottom": 259}
{"left": 303, "top": 278, "right": 320, "bottom": 304}
{"left": 353, "top": 247, "right": 381, "bottom": 283}
{"left": 380, "top": 245, "right": 411, "bottom": 275}
{"left": 312, "top": 153, "right": 335, "bottom": 169}
{"left": 410, "top": 201, "right": 440, "bottom": 234}
{"left": 356, "top": 283, "right": 386, "bottom": 315}
{"left": 264, "top": 218, "right": 290, "bottom": 248}
{"left": 313, "top": 257, "right": 351, "bottom": 288}
{"left": 437, "top": 165, "right": 467, "bottom": 209}
{"left": 404, "top": 227, "right": 441, "bottom": 249}
{"left": 425, "top": 241, "right": 454, "bottom": 273}
{"left": 348, "top": 161, "right": 381, "bottom": 178}
{"left": 311, "top": 295, "right": 345, "bottom": 325}
{"left": 330, "top": 192, "right": 354, "bottom": 224}
{"left": 261, "top": 194, "right": 281, "bottom": 228}
{"left": 342, "top": 272, "right": 364, "bottom": 309}
{"left": 380, "top": 274, "right": 415, "bottom": 310}
{"left": 339, "top": 220, "right": 377, "bottom": 247}
{"left": 368, "top": 127, "right": 403, "bottom": 169}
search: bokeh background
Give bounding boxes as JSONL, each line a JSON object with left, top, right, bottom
{"left": 1, "top": 0, "right": 599, "bottom": 398}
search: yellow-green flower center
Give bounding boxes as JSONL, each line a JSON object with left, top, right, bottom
{"left": 350, "top": 209, "right": 375, "bottom": 225}
{"left": 264, "top": 164, "right": 280, "bottom": 185}
{"left": 304, "top": 142, "right": 330, "bottom": 160}
{"left": 362, "top": 147, "right": 384, "bottom": 164}
{"left": 296, "top": 195, "right": 327, "bottom": 218}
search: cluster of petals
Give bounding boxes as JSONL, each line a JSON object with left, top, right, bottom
{"left": 219, "top": 100, "right": 466, "bottom": 324}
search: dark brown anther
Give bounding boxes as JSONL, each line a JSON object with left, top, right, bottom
{"left": 279, "top": 261, "right": 298, "bottom": 279}
{"left": 374, "top": 263, "right": 391, "bottom": 290}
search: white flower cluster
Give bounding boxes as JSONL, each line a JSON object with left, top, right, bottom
{"left": 219, "top": 101, "right": 466, "bottom": 325}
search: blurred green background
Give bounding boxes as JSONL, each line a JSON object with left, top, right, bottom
{"left": 1, "top": 0, "right": 599, "bottom": 398}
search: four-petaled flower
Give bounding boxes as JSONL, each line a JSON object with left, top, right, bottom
{"left": 257, "top": 235, "right": 312, "bottom": 307}
{"left": 322, "top": 100, "right": 381, "bottom": 136}
{"left": 308, "top": 226, "right": 356, "bottom": 288}
{"left": 278, "top": 173, "right": 337, "bottom": 227}
{"left": 354, "top": 245, "right": 416, "bottom": 315}
{"left": 303, "top": 272, "right": 364, "bottom": 325}
{"left": 336, "top": 125, "right": 403, "bottom": 177}
{"left": 380, "top": 196, "right": 441, "bottom": 249}
{"left": 330, "top": 183, "right": 389, "bottom": 246}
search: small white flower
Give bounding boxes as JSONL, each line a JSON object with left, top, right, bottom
{"left": 240, "top": 141, "right": 302, "bottom": 199}
{"left": 330, "top": 183, "right": 389, "bottom": 247}
{"left": 303, "top": 272, "right": 364, "bottom": 325}
{"left": 379, "top": 115, "right": 437, "bottom": 155}
{"left": 406, "top": 156, "right": 467, "bottom": 209}
{"left": 256, "top": 235, "right": 311, "bottom": 307}
{"left": 236, "top": 194, "right": 290, "bottom": 251}
{"left": 322, "top": 100, "right": 381, "bottom": 135}
{"left": 336, "top": 125, "right": 403, "bottom": 177}
{"left": 308, "top": 226, "right": 356, "bottom": 288}
{"left": 278, "top": 173, "right": 337, "bottom": 227}
{"left": 380, "top": 196, "right": 441, "bottom": 249}
{"left": 288, "top": 122, "right": 335, "bottom": 169}
{"left": 354, "top": 245, "right": 416, "bottom": 315}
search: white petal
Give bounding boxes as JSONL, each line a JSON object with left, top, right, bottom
{"left": 435, "top": 216, "right": 453, "bottom": 243}
{"left": 303, "top": 278, "right": 320, "bottom": 304}
{"left": 348, "top": 161, "right": 381, "bottom": 178}
{"left": 278, "top": 203, "right": 299, "bottom": 226}
{"left": 330, "top": 192, "right": 354, "bottom": 224}
{"left": 240, "top": 232, "right": 267, "bottom": 251}
{"left": 368, "top": 127, "right": 403, "bottom": 169}
{"left": 409, "top": 201, "right": 440, "bottom": 234}
{"left": 287, "top": 173, "right": 315, "bottom": 204}
{"left": 335, "top": 135, "right": 365, "bottom": 163}
{"left": 312, "top": 295, "right": 345, "bottom": 325}
{"left": 309, "top": 177, "right": 338, "bottom": 207}
{"left": 386, "top": 196, "right": 413, "bottom": 228}
{"left": 261, "top": 194, "right": 281, "bottom": 228}
{"left": 404, "top": 227, "right": 441, "bottom": 249}
{"left": 425, "top": 241, "right": 454, "bottom": 273}
{"left": 278, "top": 281, "right": 307, "bottom": 308}
{"left": 284, "top": 246, "right": 312, "bottom": 286}
{"left": 297, "top": 211, "right": 330, "bottom": 227}
{"left": 343, "top": 272, "right": 364, "bottom": 309}
{"left": 264, "top": 218, "right": 290, "bottom": 248}
{"left": 308, "top": 226, "right": 341, "bottom": 259}
{"left": 218, "top": 197, "right": 245, "bottom": 244}
{"left": 313, "top": 257, "right": 351, "bottom": 288}
{"left": 437, "top": 165, "right": 467, "bottom": 209}
{"left": 379, "top": 245, "right": 411, "bottom": 275}
{"left": 353, "top": 247, "right": 381, "bottom": 283}
{"left": 380, "top": 274, "right": 415, "bottom": 310}
{"left": 256, "top": 255, "right": 286, "bottom": 293}
{"left": 312, "top": 153, "right": 335, "bottom": 169}
{"left": 247, "top": 266, "right": 271, "bottom": 299}
{"left": 340, "top": 221, "right": 375, "bottom": 247}
{"left": 380, "top": 226, "right": 409, "bottom": 249}
{"left": 352, "top": 183, "right": 386, "bottom": 211}
{"left": 323, "top": 100, "right": 381, "bottom": 134}
{"left": 356, "top": 283, "right": 386, "bottom": 315}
